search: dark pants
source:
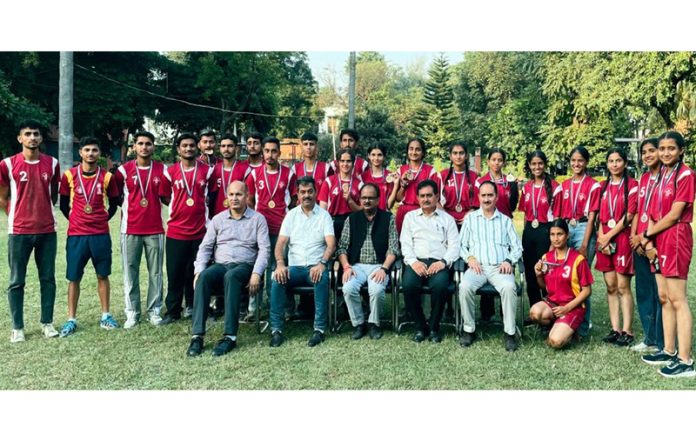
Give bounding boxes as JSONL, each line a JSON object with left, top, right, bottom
{"left": 634, "top": 251, "right": 664, "bottom": 349}
{"left": 164, "top": 237, "right": 201, "bottom": 318}
{"left": 191, "top": 262, "right": 253, "bottom": 337}
{"left": 522, "top": 221, "right": 551, "bottom": 306}
{"left": 8, "top": 233, "right": 57, "bottom": 329}
{"left": 333, "top": 214, "right": 348, "bottom": 245}
{"left": 402, "top": 258, "right": 451, "bottom": 333}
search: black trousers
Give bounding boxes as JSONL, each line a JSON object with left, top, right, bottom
{"left": 164, "top": 237, "right": 201, "bottom": 318}
{"left": 191, "top": 262, "right": 253, "bottom": 336}
{"left": 402, "top": 258, "right": 451, "bottom": 333}
{"left": 522, "top": 221, "right": 550, "bottom": 306}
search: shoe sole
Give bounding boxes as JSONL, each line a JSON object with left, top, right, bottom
{"left": 642, "top": 358, "right": 676, "bottom": 366}
{"left": 659, "top": 369, "right": 696, "bottom": 378}
{"left": 100, "top": 325, "right": 118, "bottom": 330}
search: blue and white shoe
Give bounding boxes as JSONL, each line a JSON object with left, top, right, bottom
{"left": 659, "top": 359, "right": 696, "bottom": 378}
{"left": 60, "top": 320, "right": 77, "bottom": 338}
{"left": 100, "top": 314, "right": 119, "bottom": 330}
{"left": 641, "top": 350, "right": 678, "bottom": 366}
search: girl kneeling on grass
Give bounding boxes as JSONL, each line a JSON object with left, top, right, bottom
{"left": 529, "top": 219, "right": 594, "bottom": 349}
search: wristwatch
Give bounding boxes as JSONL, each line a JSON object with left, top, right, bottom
{"left": 319, "top": 258, "right": 329, "bottom": 266}
{"left": 503, "top": 258, "right": 513, "bottom": 266}
{"left": 380, "top": 266, "right": 389, "bottom": 272}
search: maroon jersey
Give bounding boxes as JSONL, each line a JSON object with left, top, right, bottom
{"left": 635, "top": 171, "right": 660, "bottom": 235}
{"left": 543, "top": 248, "right": 594, "bottom": 306}
{"left": 398, "top": 163, "right": 437, "bottom": 206}
{"left": 0, "top": 153, "right": 59, "bottom": 234}
{"left": 209, "top": 160, "right": 250, "bottom": 216}
{"left": 518, "top": 179, "right": 561, "bottom": 223}
{"left": 245, "top": 165, "right": 294, "bottom": 235}
{"left": 292, "top": 160, "right": 329, "bottom": 198}
{"left": 597, "top": 177, "right": 638, "bottom": 228}
{"left": 116, "top": 160, "right": 166, "bottom": 235}
{"left": 160, "top": 160, "right": 213, "bottom": 241}
{"left": 438, "top": 168, "right": 478, "bottom": 223}
{"left": 361, "top": 168, "right": 396, "bottom": 211}
{"left": 553, "top": 175, "right": 601, "bottom": 220}
{"left": 318, "top": 174, "right": 362, "bottom": 216}
{"left": 648, "top": 164, "right": 695, "bottom": 224}
{"left": 475, "top": 172, "right": 517, "bottom": 218}
{"left": 60, "top": 166, "right": 119, "bottom": 236}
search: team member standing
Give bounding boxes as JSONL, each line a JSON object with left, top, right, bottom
{"left": 529, "top": 220, "right": 593, "bottom": 349}
{"left": 0, "top": 120, "right": 60, "bottom": 342}
{"left": 197, "top": 130, "right": 218, "bottom": 166}
{"left": 518, "top": 151, "right": 560, "bottom": 308}
{"left": 160, "top": 134, "right": 215, "bottom": 325}
{"left": 438, "top": 141, "right": 478, "bottom": 228}
{"left": 243, "top": 132, "right": 265, "bottom": 171}
{"left": 116, "top": 131, "right": 167, "bottom": 328}
{"left": 361, "top": 144, "right": 398, "bottom": 211}
{"left": 58, "top": 137, "right": 121, "bottom": 337}
{"left": 328, "top": 129, "right": 368, "bottom": 178}
{"left": 475, "top": 148, "right": 519, "bottom": 218}
{"left": 318, "top": 148, "right": 363, "bottom": 240}
{"left": 595, "top": 148, "right": 638, "bottom": 346}
{"left": 553, "top": 146, "right": 601, "bottom": 337}
{"left": 629, "top": 138, "right": 663, "bottom": 353}
{"left": 209, "top": 133, "right": 250, "bottom": 217}
{"left": 292, "top": 132, "right": 328, "bottom": 204}
{"left": 395, "top": 138, "right": 437, "bottom": 233}
{"left": 641, "top": 131, "right": 696, "bottom": 378}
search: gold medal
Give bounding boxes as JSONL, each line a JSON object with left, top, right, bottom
{"left": 531, "top": 219, "right": 540, "bottom": 228}
{"left": 341, "top": 183, "right": 349, "bottom": 193}
{"left": 541, "top": 263, "right": 549, "bottom": 274}
{"left": 641, "top": 213, "right": 648, "bottom": 223}
{"left": 140, "top": 198, "right": 149, "bottom": 208}
{"left": 607, "top": 219, "right": 617, "bottom": 229}
{"left": 268, "top": 200, "right": 276, "bottom": 209}
{"left": 455, "top": 203, "right": 463, "bottom": 213}
{"left": 84, "top": 204, "right": 93, "bottom": 214}
{"left": 223, "top": 199, "right": 230, "bottom": 208}
{"left": 186, "top": 198, "right": 194, "bottom": 207}
{"left": 386, "top": 174, "right": 394, "bottom": 184}
{"left": 569, "top": 219, "right": 577, "bottom": 227}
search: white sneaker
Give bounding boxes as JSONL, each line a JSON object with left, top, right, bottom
{"left": 631, "top": 342, "right": 658, "bottom": 353}
{"left": 123, "top": 317, "right": 138, "bottom": 329}
{"left": 10, "top": 329, "right": 25, "bottom": 343}
{"left": 149, "top": 313, "right": 162, "bottom": 326}
{"left": 183, "top": 307, "right": 193, "bottom": 319}
{"left": 41, "top": 323, "right": 59, "bottom": 338}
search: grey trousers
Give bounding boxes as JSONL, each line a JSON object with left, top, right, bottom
{"left": 121, "top": 234, "right": 164, "bottom": 320}
{"left": 342, "top": 263, "right": 387, "bottom": 326}
{"left": 459, "top": 265, "right": 517, "bottom": 335}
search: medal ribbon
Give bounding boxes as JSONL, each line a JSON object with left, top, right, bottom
{"left": 531, "top": 182, "right": 543, "bottom": 220}
{"left": 222, "top": 160, "right": 237, "bottom": 193}
{"left": 570, "top": 175, "right": 587, "bottom": 219}
{"left": 136, "top": 163, "right": 153, "bottom": 200}
{"left": 179, "top": 161, "right": 198, "bottom": 200}
{"left": 263, "top": 167, "right": 282, "bottom": 202}
{"left": 77, "top": 167, "right": 101, "bottom": 208}
{"left": 454, "top": 171, "right": 467, "bottom": 207}
{"left": 607, "top": 177, "right": 624, "bottom": 221}
{"left": 657, "top": 165, "right": 678, "bottom": 217}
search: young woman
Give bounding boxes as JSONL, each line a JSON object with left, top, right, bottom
{"left": 552, "top": 146, "right": 601, "bottom": 337}
{"left": 640, "top": 131, "right": 695, "bottom": 378}
{"left": 475, "top": 147, "right": 519, "bottom": 218}
{"left": 361, "top": 144, "right": 398, "bottom": 211}
{"left": 438, "top": 141, "right": 479, "bottom": 228}
{"left": 629, "top": 139, "right": 663, "bottom": 353}
{"left": 395, "top": 138, "right": 437, "bottom": 233}
{"left": 318, "top": 148, "right": 363, "bottom": 240}
{"left": 529, "top": 219, "right": 593, "bottom": 349}
{"left": 595, "top": 148, "right": 638, "bottom": 346}
{"left": 518, "top": 150, "right": 561, "bottom": 307}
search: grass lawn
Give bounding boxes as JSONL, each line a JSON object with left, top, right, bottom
{"left": 1, "top": 212, "right": 695, "bottom": 390}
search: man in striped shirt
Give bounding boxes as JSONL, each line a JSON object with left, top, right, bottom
{"left": 458, "top": 180, "right": 523, "bottom": 351}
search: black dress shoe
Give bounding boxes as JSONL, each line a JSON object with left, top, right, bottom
{"left": 270, "top": 331, "right": 284, "bottom": 348}
{"left": 429, "top": 330, "right": 442, "bottom": 343}
{"left": 368, "top": 324, "right": 383, "bottom": 340}
{"left": 308, "top": 330, "right": 325, "bottom": 347}
{"left": 504, "top": 333, "right": 518, "bottom": 352}
{"left": 459, "top": 331, "right": 476, "bottom": 348}
{"left": 161, "top": 315, "right": 180, "bottom": 326}
{"left": 187, "top": 337, "right": 204, "bottom": 357}
{"left": 412, "top": 330, "right": 427, "bottom": 343}
{"left": 212, "top": 337, "right": 237, "bottom": 357}
{"left": 351, "top": 323, "right": 367, "bottom": 340}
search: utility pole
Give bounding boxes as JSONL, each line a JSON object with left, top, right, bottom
{"left": 59, "top": 52, "right": 74, "bottom": 174}
{"left": 348, "top": 51, "right": 356, "bottom": 129}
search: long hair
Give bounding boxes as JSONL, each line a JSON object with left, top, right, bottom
{"left": 445, "top": 141, "right": 473, "bottom": 202}
{"left": 602, "top": 147, "right": 630, "bottom": 226}
{"left": 525, "top": 150, "right": 554, "bottom": 207}
{"left": 657, "top": 131, "right": 685, "bottom": 192}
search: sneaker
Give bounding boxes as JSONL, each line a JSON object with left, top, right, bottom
{"left": 183, "top": 307, "right": 193, "bottom": 319}
{"left": 149, "top": 313, "right": 163, "bottom": 326}
{"left": 42, "top": 323, "right": 59, "bottom": 338}
{"left": 10, "top": 329, "right": 25, "bottom": 343}
{"left": 60, "top": 320, "right": 77, "bottom": 337}
{"left": 602, "top": 330, "right": 621, "bottom": 344}
{"left": 123, "top": 317, "right": 138, "bottom": 329}
{"left": 630, "top": 342, "right": 658, "bottom": 353}
{"left": 614, "top": 332, "right": 635, "bottom": 347}
{"left": 100, "top": 314, "right": 119, "bottom": 330}
{"left": 642, "top": 349, "right": 678, "bottom": 366}
{"left": 659, "top": 359, "right": 696, "bottom": 378}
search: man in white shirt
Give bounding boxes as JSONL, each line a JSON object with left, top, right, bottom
{"left": 458, "top": 180, "right": 523, "bottom": 351}
{"left": 269, "top": 176, "right": 336, "bottom": 347}
{"left": 400, "top": 179, "right": 459, "bottom": 343}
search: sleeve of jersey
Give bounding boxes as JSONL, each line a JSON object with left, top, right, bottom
{"left": 588, "top": 182, "right": 601, "bottom": 212}
{"left": 287, "top": 168, "right": 296, "bottom": 198}
{"left": 105, "top": 172, "right": 120, "bottom": 198}
{"left": 627, "top": 181, "right": 639, "bottom": 214}
{"left": 471, "top": 178, "right": 481, "bottom": 208}
{"left": 317, "top": 178, "right": 330, "bottom": 203}
{"left": 675, "top": 169, "right": 695, "bottom": 204}
{"left": 159, "top": 168, "right": 173, "bottom": 197}
{"left": 437, "top": 173, "right": 446, "bottom": 206}
{"left": 551, "top": 182, "right": 563, "bottom": 217}
{"left": 59, "top": 171, "right": 71, "bottom": 196}
{"left": 208, "top": 165, "right": 220, "bottom": 192}
{"left": 244, "top": 170, "right": 256, "bottom": 193}
{"left": 577, "top": 256, "right": 594, "bottom": 286}
{"left": 114, "top": 167, "right": 126, "bottom": 193}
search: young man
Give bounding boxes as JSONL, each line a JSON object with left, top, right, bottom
{"left": 243, "top": 132, "right": 265, "bottom": 171}
{"left": 116, "top": 131, "right": 167, "bottom": 328}
{"left": 0, "top": 120, "right": 60, "bottom": 342}
{"left": 328, "top": 129, "right": 368, "bottom": 178}
{"left": 198, "top": 130, "right": 218, "bottom": 166}
{"left": 292, "top": 132, "right": 328, "bottom": 204}
{"left": 58, "top": 137, "right": 121, "bottom": 337}
{"left": 209, "top": 133, "right": 250, "bottom": 217}
{"left": 160, "top": 134, "right": 215, "bottom": 325}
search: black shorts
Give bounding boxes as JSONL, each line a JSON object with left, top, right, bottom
{"left": 66, "top": 234, "right": 112, "bottom": 281}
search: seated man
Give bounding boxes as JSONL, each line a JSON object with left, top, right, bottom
{"left": 458, "top": 180, "right": 523, "bottom": 352}
{"left": 269, "top": 176, "right": 336, "bottom": 347}
{"left": 337, "top": 183, "right": 399, "bottom": 340}
{"left": 400, "top": 179, "right": 459, "bottom": 343}
{"left": 186, "top": 180, "right": 270, "bottom": 357}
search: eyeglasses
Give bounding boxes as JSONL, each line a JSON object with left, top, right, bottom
{"left": 360, "top": 196, "right": 378, "bottom": 201}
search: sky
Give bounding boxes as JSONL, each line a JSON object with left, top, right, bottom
{"left": 307, "top": 51, "right": 464, "bottom": 88}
